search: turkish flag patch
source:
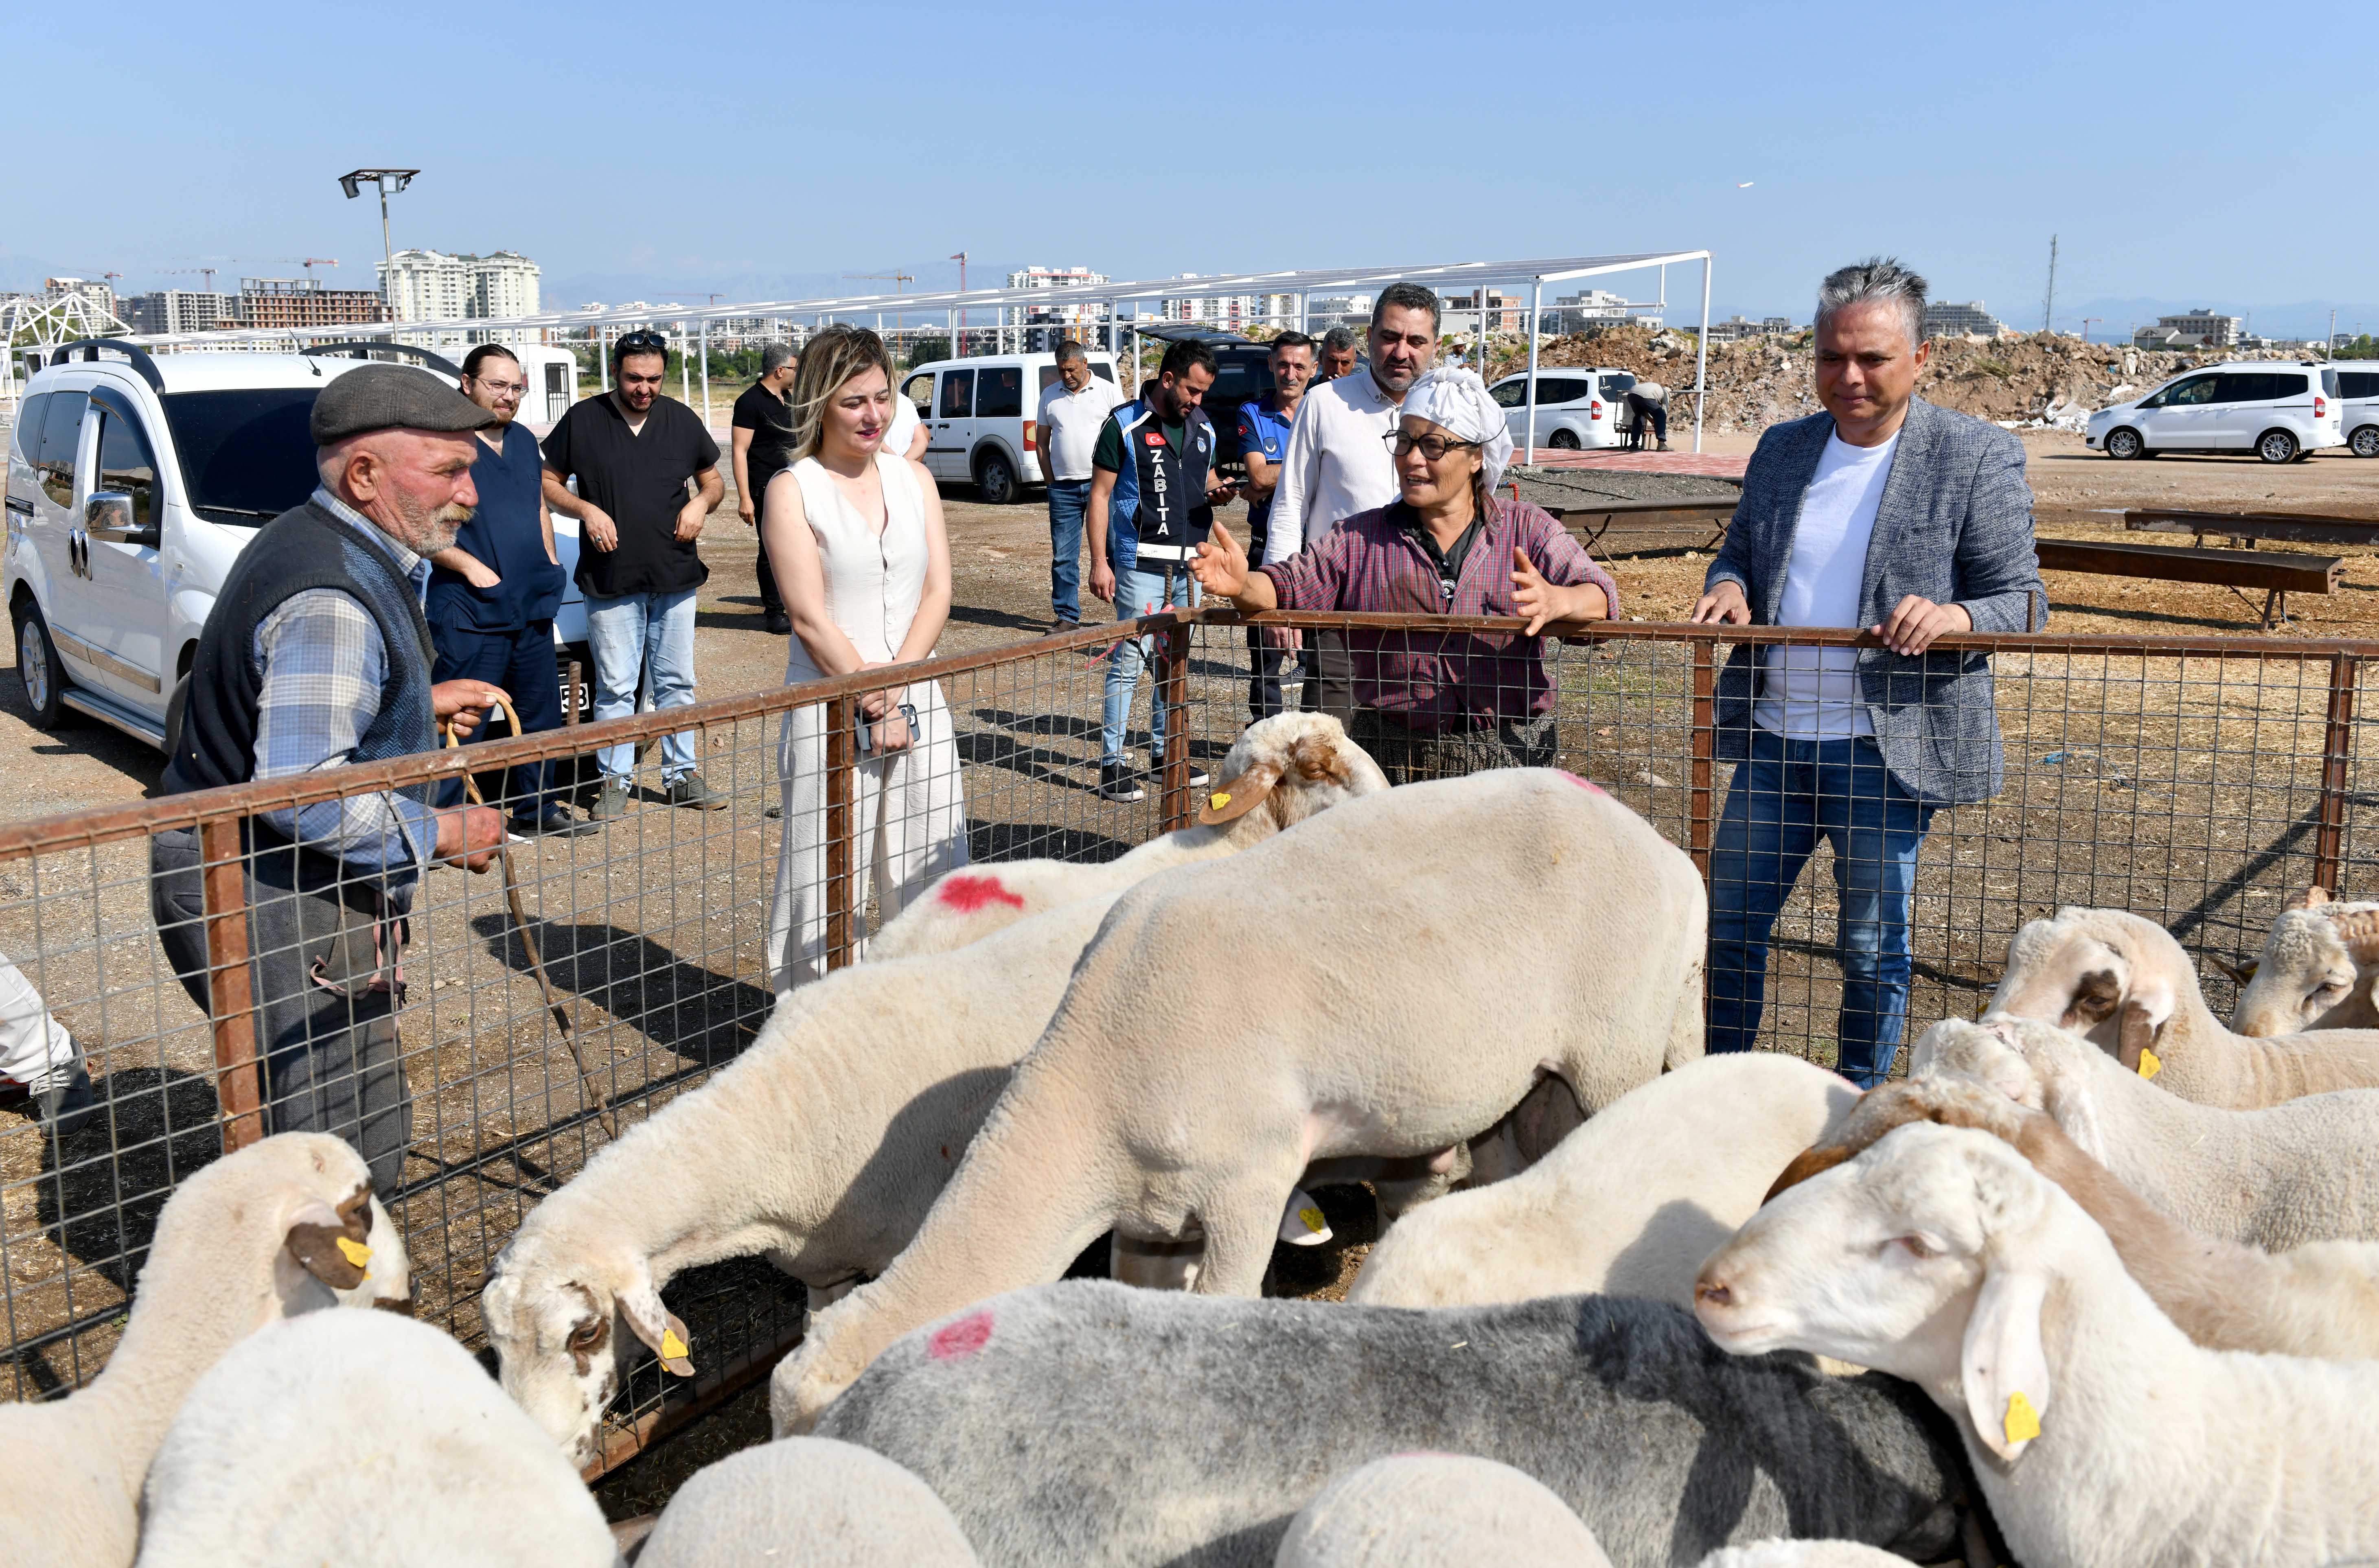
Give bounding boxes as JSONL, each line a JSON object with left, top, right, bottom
{"left": 1143, "top": 432, "right": 1166, "bottom": 446}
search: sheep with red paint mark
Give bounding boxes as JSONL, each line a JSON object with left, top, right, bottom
{"left": 867, "top": 712, "right": 1389, "bottom": 964}
{"left": 780, "top": 767, "right": 1709, "bottom": 1427}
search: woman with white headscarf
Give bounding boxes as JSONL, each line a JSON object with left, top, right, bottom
{"left": 1192, "top": 366, "right": 1618, "bottom": 782}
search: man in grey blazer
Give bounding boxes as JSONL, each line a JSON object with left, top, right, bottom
{"left": 1690, "top": 257, "right": 2044, "bottom": 1086}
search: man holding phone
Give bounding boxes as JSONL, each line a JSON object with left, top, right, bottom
{"left": 1086, "top": 337, "right": 1234, "bottom": 802}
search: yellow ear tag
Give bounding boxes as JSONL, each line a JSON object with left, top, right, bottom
{"left": 335, "top": 1237, "right": 372, "bottom": 1268}
{"left": 2003, "top": 1390, "right": 2042, "bottom": 1445}
{"left": 2138, "top": 1048, "right": 2162, "bottom": 1081}
{"left": 1299, "top": 1206, "right": 1326, "bottom": 1233}
{"left": 1209, "top": 792, "right": 1230, "bottom": 811}
{"left": 660, "top": 1329, "right": 689, "bottom": 1361}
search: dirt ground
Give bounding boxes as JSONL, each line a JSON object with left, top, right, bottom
{"left": 1, "top": 427, "right": 2374, "bottom": 1511}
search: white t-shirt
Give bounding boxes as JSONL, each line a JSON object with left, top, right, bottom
{"left": 886, "top": 396, "right": 921, "bottom": 461}
{"left": 1261, "top": 371, "right": 1402, "bottom": 565}
{"left": 1036, "top": 377, "right": 1123, "bottom": 482}
{"left": 1753, "top": 429, "right": 1899, "bottom": 740}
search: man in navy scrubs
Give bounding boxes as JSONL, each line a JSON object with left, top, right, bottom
{"left": 426, "top": 344, "right": 587, "bottom": 835}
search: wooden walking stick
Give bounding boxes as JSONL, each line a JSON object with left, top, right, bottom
{"left": 445, "top": 701, "right": 619, "bottom": 1139}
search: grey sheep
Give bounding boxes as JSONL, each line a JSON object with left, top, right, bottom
{"left": 1274, "top": 1454, "right": 1612, "bottom": 1566}
{"left": 811, "top": 1280, "right": 1967, "bottom": 1568}
{"left": 637, "top": 1437, "right": 977, "bottom": 1567}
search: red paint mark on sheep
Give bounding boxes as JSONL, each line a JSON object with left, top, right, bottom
{"left": 1558, "top": 771, "right": 1608, "bottom": 795}
{"left": 939, "top": 875, "right": 1025, "bottom": 913}
{"left": 928, "top": 1310, "right": 994, "bottom": 1361}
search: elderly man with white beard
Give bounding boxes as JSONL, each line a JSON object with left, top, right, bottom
{"left": 1194, "top": 366, "right": 1618, "bottom": 783}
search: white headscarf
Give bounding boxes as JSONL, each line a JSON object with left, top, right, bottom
{"left": 1398, "top": 367, "right": 1516, "bottom": 494}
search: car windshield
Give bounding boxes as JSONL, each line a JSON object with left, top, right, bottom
{"left": 158, "top": 388, "right": 324, "bottom": 525}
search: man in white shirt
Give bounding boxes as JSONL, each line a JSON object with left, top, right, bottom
{"left": 1690, "top": 256, "right": 2043, "bottom": 1088}
{"left": 1260, "top": 281, "right": 1441, "bottom": 721}
{"left": 1037, "top": 341, "right": 1123, "bottom": 632}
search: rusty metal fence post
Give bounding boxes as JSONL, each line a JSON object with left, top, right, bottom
{"left": 1158, "top": 618, "right": 1192, "bottom": 832}
{"left": 2314, "top": 653, "right": 2361, "bottom": 894}
{"left": 824, "top": 696, "right": 856, "bottom": 969}
{"left": 1689, "top": 640, "right": 1716, "bottom": 879}
{"left": 195, "top": 813, "right": 265, "bottom": 1152}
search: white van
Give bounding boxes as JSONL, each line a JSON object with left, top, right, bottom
{"left": 2336, "top": 365, "right": 2379, "bottom": 458}
{"left": 898, "top": 351, "right": 1119, "bottom": 504}
{"left": 2085, "top": 361, "right": 2346, "bottom": 463}
{"left": 1486, "top": 367, "right": 1641, "bottom": 450}
{"left": 4, "top": 338, "right": 588, "bottom": 750}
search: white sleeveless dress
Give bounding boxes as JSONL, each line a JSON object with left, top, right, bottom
{"left": 767, "top": 453, "right": 968, "bottom": 994}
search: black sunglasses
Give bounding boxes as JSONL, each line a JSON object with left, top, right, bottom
{"left": 613, "top": 331, "right": 668, "bottom": 355}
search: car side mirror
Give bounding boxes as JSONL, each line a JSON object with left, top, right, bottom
{"left": 85, "top": 491, "right": 158, "bottom": 548}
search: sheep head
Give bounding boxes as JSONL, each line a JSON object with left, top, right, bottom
{"left": 2229, "top": 897, "right": 2379, "bottom": 1038}
{"left": 1990, "top": 907, "right": 2193, "bottom": 1068}
{"left": 482, "top": 1237, "right": 693, "bottom": 1469}
{"left": 1196, "top": 713, "right": 1388, "bottom": 833}
{"left": 1697, "top": 1122, "right": 2066, "bottom": 1465}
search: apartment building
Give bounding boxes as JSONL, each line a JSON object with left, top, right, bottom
{"left": 1922, "top": 300, "right": 2005, "bottom": 339}
{"left": 239, "top": 277, "right": 391, "bottom": 331}
{"left": 378, "top": 248, "right": 544, "bottom": 346}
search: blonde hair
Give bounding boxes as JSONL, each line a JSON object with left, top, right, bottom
{"left": 789, "top": 325, "right": 896, "bottom": 461}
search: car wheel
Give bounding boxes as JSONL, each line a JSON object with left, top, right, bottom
{"left": 12, "top": 600, "right": 70, "bottom": 730}
{"left": 1547, "top": 428, "right": 1582, "bottom": 450}
{"left": 2351, "top": 425, "right": 2379, "bottom": 459}
{"left": 976, "top": 451, "right": 1020, "bottom": 505}
{"left": 2256, "top": 429, "right": 2299, "bottom": 465}
{"left": 2103, "top": 427, "right": 2145, "bottom": 460}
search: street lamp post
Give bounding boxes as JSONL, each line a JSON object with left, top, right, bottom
{"left": 337, "top": 169, "right": 419, "bottom": 313}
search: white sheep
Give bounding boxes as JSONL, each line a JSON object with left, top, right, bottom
{"left": 636, "top": 1437, "right": 977, "bottom": 1567}
{"left": 778, "top": 768, "right": 1708, "bottom": 1428}
{"left": 1691, "top": 1546, "right": 1916, "bottom": 1568}
{"left": 2227, "top": 886, "right": 2379, "bottom": 1037}
{"left": 1768, "top": 1064, "right": 2379, "bottom": 1360}
{"left": 1347, "top": 1053, "right": 1858, "bottom": 1311}
{"left": 0, "top": 1133, "right": 409, "bottom": 1568}
{"left": 1695, "top": 1120, "right": 2379, "bottom": 1568}
{"left": 1273, "top": 1454, "right": 1613, "bottom": 1568}
{"left": 1989, "top": 904, "right": 2379, "bottom": 1106}
{"left": 1910, "top": 1012, "right": 2379, "bottom": 1251}
{"left": 134, "top": 1310, "right": 617, "bottom": 1568}
{"left": 870, "top": 712, "right": 1388, "bottom": 963}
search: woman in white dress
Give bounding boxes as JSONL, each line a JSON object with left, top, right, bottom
{"left": 764, "top": 327, "right": 967, "bottom": 994}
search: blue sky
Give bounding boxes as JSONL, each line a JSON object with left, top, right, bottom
{"left": 5, "top": 0, "right": 2371, "bottom": 339}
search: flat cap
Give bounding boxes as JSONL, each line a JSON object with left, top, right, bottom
{"left": 310, "top": 362, "right": 497, "bottom": 445}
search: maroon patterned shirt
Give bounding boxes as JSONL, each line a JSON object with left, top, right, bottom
{"left": 1261, "top": 499, "right": 1618, "bottom": 731}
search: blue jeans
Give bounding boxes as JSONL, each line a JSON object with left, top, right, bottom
{"left": 429, "top": 618, "right": 565, "bottom": 820}
{"left": 1101, "top": 564, "right": 1200, "bottom": 770}
{"left": 1706, "top": 728, "right": 1937, "bottom": 1087}
{"left": 1047, "top": 480, "right": 1089, "bottom": 623}
{"left": 585, "top": 588, "right": 699, "bottom": 785}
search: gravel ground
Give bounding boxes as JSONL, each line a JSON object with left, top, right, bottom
{"left": 1, "top": 433, "right": 2374, "bottom": 1507}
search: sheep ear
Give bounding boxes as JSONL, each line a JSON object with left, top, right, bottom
{"left": 2113, "top": 1001, "right": 2158, "bottom": 1074}
{"left": 1961, "top": 1262, "right": 2053, "bottom": 1464}
{"left": 281, "top": 1188, "right": 374, "bottom": 1294}
{"left": 1762, "top": 1144, "right": 1854, "bottom": 1204}
{"left": 1197, "top": 759, "right": 1283, "bottom": 825}
{"left": 2296, "top": 885, "right": 2331, "bottom": 910}
{"left": 2206, "top": 954, "right": 2252, "bottom": 987}
{"left": 621, "top": 1278, "right": 695, "bottom": 1377}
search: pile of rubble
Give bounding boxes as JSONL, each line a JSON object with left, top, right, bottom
{"left": 1474, "top": 324, "right": 2324, "bottom": 434}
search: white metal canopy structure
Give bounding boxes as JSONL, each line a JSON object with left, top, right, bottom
{"left": 33, "top": 250, "right": 1717, "bottom": 456}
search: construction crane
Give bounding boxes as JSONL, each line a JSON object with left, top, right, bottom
{"left": 301, "top": 258, "right": 340, "bottom": 276}
{"left": 843, "top": 272, "right": 913, "bottom": 293}
{"left": 160, "top": 267, "right": 223, "bottom": 292}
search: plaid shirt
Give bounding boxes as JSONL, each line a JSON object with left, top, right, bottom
{"left": 248, "top": 489, "right": 438, "bottom": 871}
{"left": 1263, "top": 499, "right": 1617, "bottom": 732}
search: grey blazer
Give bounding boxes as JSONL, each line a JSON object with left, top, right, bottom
{"left": 1701, "top": 396, "right": 2045, "bottom": 805}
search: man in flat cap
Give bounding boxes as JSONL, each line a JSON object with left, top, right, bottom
{"left": 149, "top": 363, "right": 510, "bottom": 1193}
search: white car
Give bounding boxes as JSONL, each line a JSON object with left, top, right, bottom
{"left": 1486, "top": 368, "right": 1641, "bottom": 451}
{"left": 2085, "top": 361, "right": 2345, "bottom": 463}
{"left": 2337, "top": 365, "right": 2379, "bottom": 459}
{"left": 4, "top": 339, "right": 587, "bottom": 750}
{"left": 898, "top": 350, "right": 1120, "bottom": 504}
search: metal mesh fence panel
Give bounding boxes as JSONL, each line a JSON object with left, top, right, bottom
{"left": 1, "top": 609, "right": 2370, "bottom": 1482}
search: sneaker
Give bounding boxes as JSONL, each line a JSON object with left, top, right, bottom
{"left": 590, "top": 781, "right": 631, "bottom": 821}
{"left": 511, "top": 807, "right": 598, "bottom": 839}
{"left": 764, "top": 611, "right": 793, "bottom": 635}
{"left": 1051, "top": 617, "right": 1080, "bottom": 635}
{"left": 34, "top": 1066, "right": 97, "bottom": 1139}
{"left": 1186, "top": 767, "right": 1211, "bottom": 789}
{"left": 765, "top": 802, "right": 783, "bottom": 820}
{"left": 1097, "top": 765, "right": 1144, "bottom": 803}
{"left": 666, "top": 773, "right": 727, "bottom": 810}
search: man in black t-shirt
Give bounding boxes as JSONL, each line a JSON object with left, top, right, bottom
{"left": 541, "top": 331, "right": 725, "bottom": 817}
{"left": 732, "top": 342, "right": 800, "bottom": 634}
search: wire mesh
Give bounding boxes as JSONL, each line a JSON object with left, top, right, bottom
{"left": 0, "top": 609, "right": 2369, "bottom": 1485}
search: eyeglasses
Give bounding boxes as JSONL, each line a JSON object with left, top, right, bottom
{"left": 468, "top": 377, "right": 527, "bottom": 396}
{"left": 1383, "top": 431, "right": 1481, "bottom": 461}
